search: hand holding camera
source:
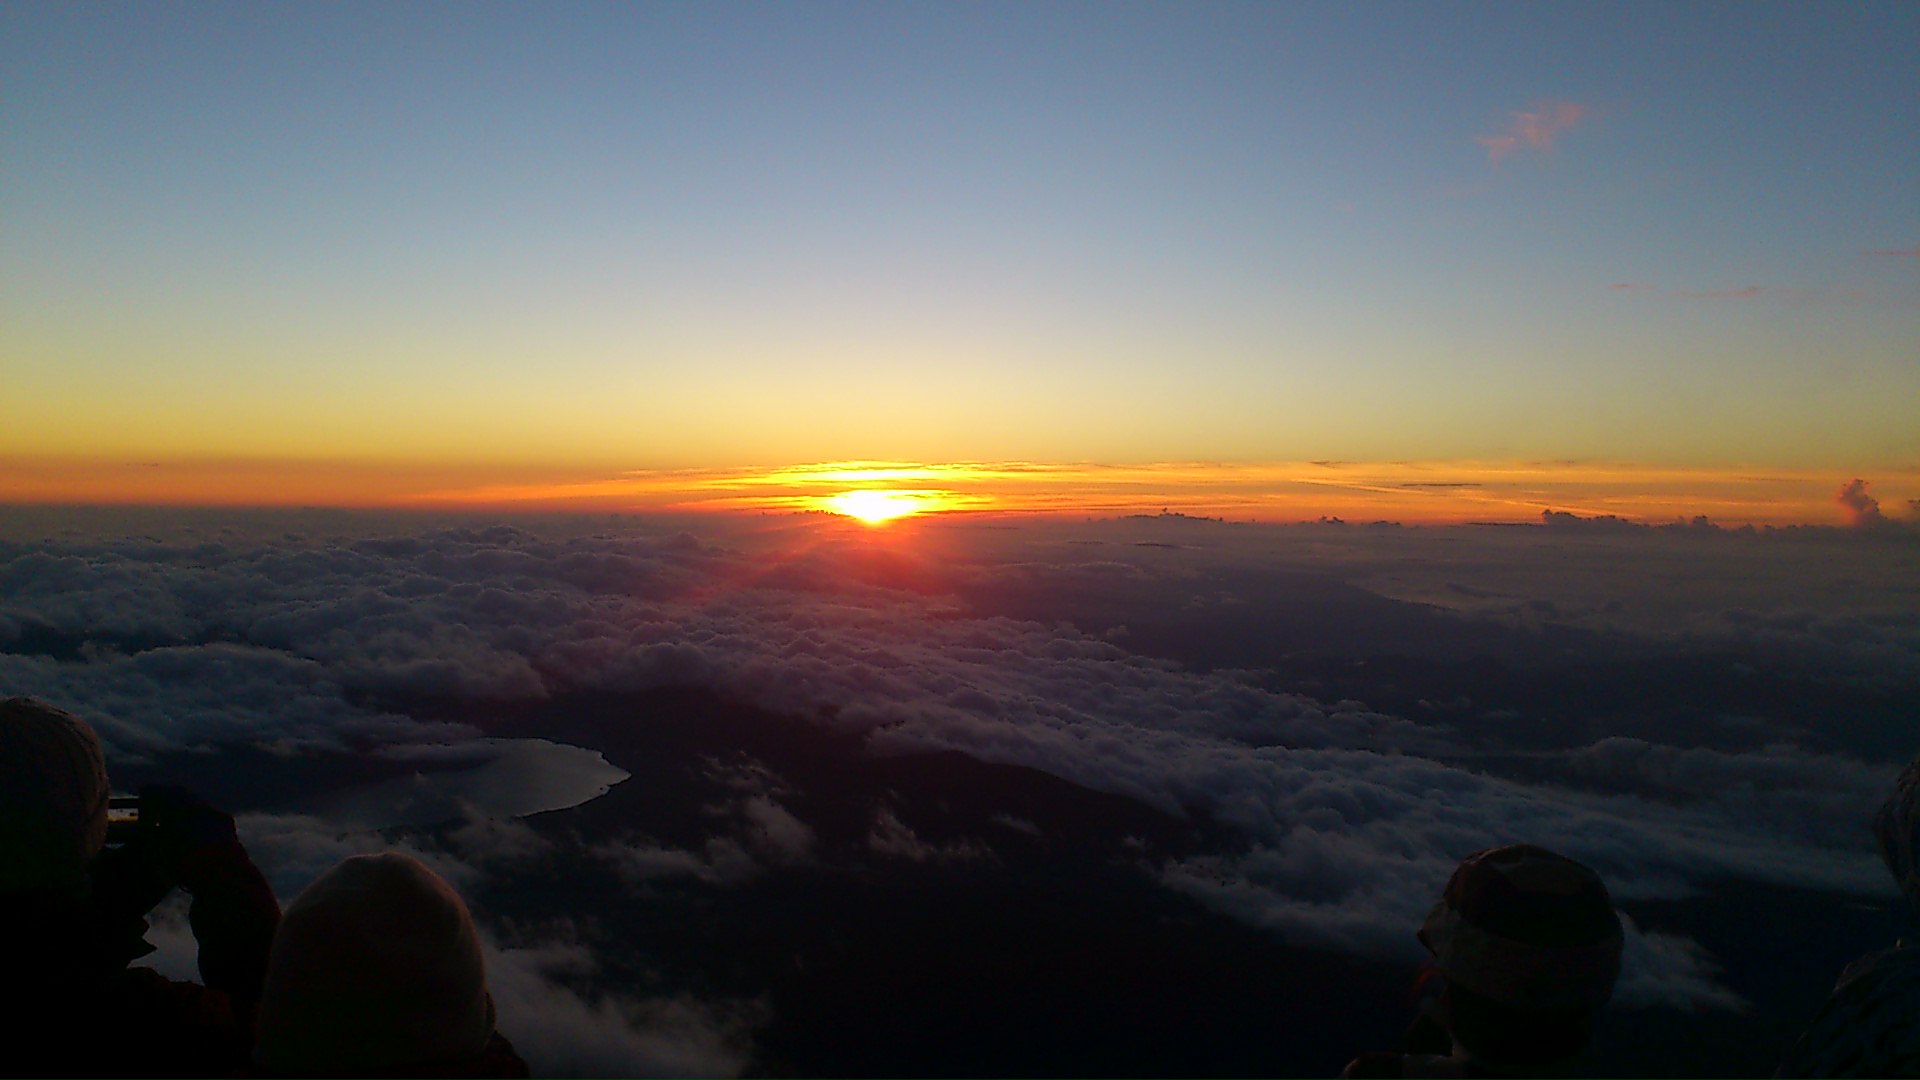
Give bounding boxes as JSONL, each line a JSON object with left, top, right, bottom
{"left": 95, "top": 785, "right": 242, "bottom": 911}
{"left": 131, "top": 785, "right": 240, "bottom": 894}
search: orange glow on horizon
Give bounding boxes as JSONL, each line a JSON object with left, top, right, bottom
{"left": 1, "top": 455, "right": 1913, "bottom": 529}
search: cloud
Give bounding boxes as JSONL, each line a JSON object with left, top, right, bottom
{"left": 1614, "top": 915, "right": 1748, "bottom": 1012}
{"left": 1865, "top": 248, "right": 1918, "bottom": 257}
{"left": 238, "top": 811, "right": 482, "bottom": 896}
{"left": 590, "top": 766, "right": 814, "bottom": 886}
{"left": 1477, "top": 101, "right": 1591, "bottom": 163}
{"left": 866, "top": 806, "right": 994, "bottom": 864}
{"left": 1564, "top": 738, "right": 1889, "bottom": 851}
{"left": 738, "top": 795, "right": 815, "bottom": 864}
{"left": 0, "top": 643, "right": 466, "bottom": 762}
{"left": 1542, "top": 509, "right": 1639, "bottom": 533}
{"left": 1619, "top": 285, "right": 1885, "bottom": 307}
{"left": 136, "top": 893, "right": 199, "bottom": 982}
{"left": 594, "top": 836, "right": 762, "bottom": 888}
{"left": 1836, "top": 478, "right": 1887, "bottom": 528}
{"left": 6, "top": 512, "right": 1914, "bottom": 1016}
{"left": 486, "top": 935, "right": 756, "bottom": 1078}
{"left": 443, "top": 810, "right": 557, "bottom": 870}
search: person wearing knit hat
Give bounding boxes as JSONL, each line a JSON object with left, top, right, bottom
{"left": 1775, "top": 753, "right": 1920, "bottom": 1077}
{"left": 0, "top": 691, "right": 109, "bottom": 895}
{"left": 0, "top": 696, "right": 282, "bottom": 1076}
{"left": 252, "top": 852, "right": 528, "bottom": 1077}
{"left": 1342, "top": 844, "right": 1623, "bottom": 1078}
{"left": 0, "top": 696, "right": 111, "bottom": 898}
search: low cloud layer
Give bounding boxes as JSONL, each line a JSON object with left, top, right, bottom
{"left": 3, "top": 510, "right": 1915, "bottom": 1022}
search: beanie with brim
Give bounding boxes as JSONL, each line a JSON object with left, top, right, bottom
{"left": 0, "top": 698, "right": 110, "bottom": 897}
{"left": 254, "top": 852, "right": 493, "bottom": 1072}
{"left": 1419, "top": 844, "right": 1623, "bottom": 1012}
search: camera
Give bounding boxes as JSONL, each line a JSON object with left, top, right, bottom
{"left": 104, "top": 794, "right": 140, "bottom": 846}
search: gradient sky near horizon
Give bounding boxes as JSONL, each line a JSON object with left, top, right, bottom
{"left": 3, "top": 2, "right": 1916, "bottom": 521}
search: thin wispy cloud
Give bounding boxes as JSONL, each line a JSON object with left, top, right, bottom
{"left": 1617, "top": 283, "right": 1884, "bottom": 307}
{"left": 1670, "top": 286, "right": 1765, "bottom": 299}
{"left": 1477, "top": 101, "right": 1591, "bottom": 163}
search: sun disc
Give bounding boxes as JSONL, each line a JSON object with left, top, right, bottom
{"left": 824, "top": 489, "right": 923, "bottom": 524}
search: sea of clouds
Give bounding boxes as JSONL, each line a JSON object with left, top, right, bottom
{"left": 2, "top": 507, "right": 1915, "bottom": 1073}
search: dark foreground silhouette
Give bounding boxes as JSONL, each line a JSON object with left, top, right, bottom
{"left": 7, "top": 691, "right": 1920, "bottom": 1077}
{"left": 251, "top": 851, "right": 528, "bottom": 1077}
{"left": 1342, "top": 845, "right": 1622, "bottom": 1078}
{"left": 1775, "top": 755, "right": 1920, "bottom": 1076}
{"left": 0, "top": 696, "right": 279, "bottom": 1076}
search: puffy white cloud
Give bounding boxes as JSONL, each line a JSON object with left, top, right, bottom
{"left": 1614, "top": 914, "right": 1749, "bottom": 1013}
{"left": 486, "top": 935, "right": 756, "bottom": 1078}
{"left": 0, "top": 643, "right": 465, "bottom": 761}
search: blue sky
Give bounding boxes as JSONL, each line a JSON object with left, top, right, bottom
{"left": 2, "top": 1, "right": 1915, "bottom": 506}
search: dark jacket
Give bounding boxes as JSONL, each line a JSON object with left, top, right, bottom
{"left": 0, "top": 840, "right": 280, "bottom": 1078}
{"left": 245, "top": 1032, "right": 531, "bottom": 1078}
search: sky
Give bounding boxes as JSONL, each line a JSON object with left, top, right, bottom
{"left": 3, "top": 2, "right": 1916, "bottom": 522}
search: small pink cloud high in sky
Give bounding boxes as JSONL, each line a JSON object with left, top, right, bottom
{"left": 1478, "top": 101, "right": 1591, "bottom": 162}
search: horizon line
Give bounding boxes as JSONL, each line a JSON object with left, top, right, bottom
{"left": 3, "top": 455, "right": 1915, "bottom": 529}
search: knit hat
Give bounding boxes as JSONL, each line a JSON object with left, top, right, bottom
{"left": 0, "top": 698, "right": 111, "bottom": 896}
{"left": 1873, "top": 754, "right": 1920, "bottom": 918}
{"left": 254, "top": 852, "right": 494, "bottom": 1072}
{"left": 1418, "top": 844, "right": 1623, "bottom": 1011}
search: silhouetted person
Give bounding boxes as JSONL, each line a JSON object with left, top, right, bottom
{"left": 1342, "top": 844, "right": 1623, "bottom": 1078}
{"left": 251, "top": 852, "right": 529, "bottom": 1077}
{"left": 1776, "top": 755, "right": 1920, "bottom": 1076}
{"left": 0, "top": 696, "right": 281, "bottom": 1076}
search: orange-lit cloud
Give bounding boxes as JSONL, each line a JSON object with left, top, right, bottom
{"left": 1477, "top": 101, "right": 1590, "bottom": 163}
{"left": 1835, "top": 478, "right": 1887, "bottom": 528}
{"left": 5, "top": 456, "right": 1911, "bottom": 528}
{"left": 408, "top": 459, "right": 1910, "bottom": 528}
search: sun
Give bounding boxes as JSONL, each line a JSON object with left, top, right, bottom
{"left": 823, "top": 489, "right": 926, "bottom": 524}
